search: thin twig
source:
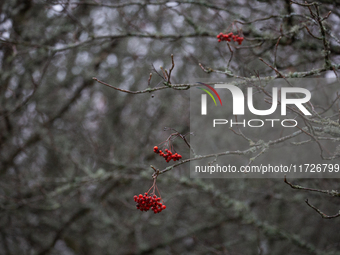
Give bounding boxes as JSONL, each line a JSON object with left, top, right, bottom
{"left": 167, "top": 54, "right": 175, "bottom": 84}
{"left": 259, "top": 57, "right": 285, "bottom": 78}
{"left": 305, "top": 199, "right": 340, "bottom": 219}
{"left": 273, "top": 36, "right": 282, "bottom": 68}
{"left": 290, "top": 1, "right": 320, "bottom": 7}
{"left": 321, "top": 11, "right": 331, "bottom": 21}
{"left": 93, "top": 77, "right": 190, "bottom": 94}
{"left": 147, "top": 73, "right": 152, "bottom": 87}
{"left": 226, "top": 42, "right": 234, "bottom": 69}
{"left": 160, "top": 66, "right": 168, "bottom": 80}
{"left": 284, "top": 176, "right": 340, "bottom": 197}
{"left": 304, "top": 25, "right": 322, "bottom": 40}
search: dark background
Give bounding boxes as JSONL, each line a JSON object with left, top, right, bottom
{"left": 1, "top": 1, "right": 340, "bottom": 254}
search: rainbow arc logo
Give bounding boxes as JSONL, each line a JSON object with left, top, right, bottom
{"left": 196, "top": 82, "right": 222, "bottom": 115}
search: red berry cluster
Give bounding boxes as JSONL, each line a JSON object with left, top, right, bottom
{"left": 154, "top": 146, "right": 182, "bottom": 162}
{"left": 217, "top": 32, "right": 244, "bottom": 45}
{"left": 134, "top": 193, "right": 166, "bottom": 213}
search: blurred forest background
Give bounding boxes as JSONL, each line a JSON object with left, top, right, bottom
{"left": 1, "top": 0, "right": 340, "bottom": 254}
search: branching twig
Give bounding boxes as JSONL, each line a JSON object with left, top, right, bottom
{"left": 273, "top": 36, "right": 282, "bottom": 68}
{"left": 305, "top": 199, "right": 340, "bottom": 219}
{"left": 93, "top": 77, "right": 190, "bottom": 94}
{"left": 290, "top": 1, "right": 320, "bottom": 7}
{"left": 259, "top": 57, "right": 285, "bottom": 78}
{"left": 304, "top": 25, "right": 322, "bottom": 40}
{"left": 285, "top": 176, "right": 340, "bottom": 219}
{"left": 284, "top": 176, "right": 340, "bottom": 197}
{"left": 160, "top": 66, "right": 168, "bottom": 81}
{"left": 226, "top": 42, "right": 234, "bottom": 69}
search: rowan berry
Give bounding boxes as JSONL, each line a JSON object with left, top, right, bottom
{"left": 134, "top": 193, "right": 166, "bottom": 213}
{"left": 217, "top": 32, "right": 244, "bottom": 45}
{"left": 153, "top": 145, "right": 182, "bottom": 163}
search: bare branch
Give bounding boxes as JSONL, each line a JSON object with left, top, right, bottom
{"left": 290, "top": 1, "right": 321, "bottom": 7}
{"left": 304, "top": 25, "right": 322, "bottom": 40}
{"left": 93, "top": 77, "right": 190, "bottom": 94}
{"left": 284, "top": 176, "right": 340, "bottom": 197}
{"left": 305, "top": 199, "right": 340, "bottom": 219}
{"left": 167, "top": 54, "right": 175, "bottom": 84}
